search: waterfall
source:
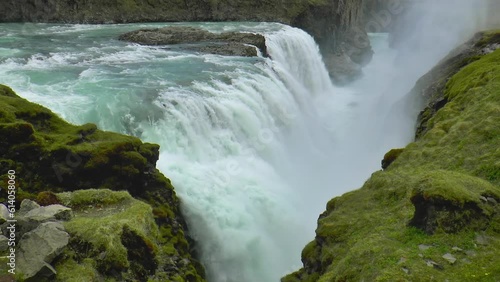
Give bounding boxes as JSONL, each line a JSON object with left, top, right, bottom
{"left": 0, "top": 22, "right": 411, "bottom": 282}
{"left": 149, "top": 25, "right": 336, "bottom": 282}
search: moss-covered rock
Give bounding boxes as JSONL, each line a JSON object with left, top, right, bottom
{"left": 55, "top": 189, "right": 193, "bottom": 282}
{"left": 283, "top": 32, "right": 500, "bottom": 282}
{"left": 0, "top": 87, "right": 205, "bottom": 281}
{"left": 381, "top": 148, "right": 404, "bottom": 170}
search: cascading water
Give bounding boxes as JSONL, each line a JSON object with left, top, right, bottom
{"left": 0, "top": 21, "right": 428, "bottom": 281}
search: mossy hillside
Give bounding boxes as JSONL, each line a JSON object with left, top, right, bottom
{"left": 414, "top": 30, "right": 500, "bottom": 139}
{"left": 283, "top": 42, "right": 500, "bottom": 281}
{"left": 0, "top": 86, "right": 205, "bottom": 281}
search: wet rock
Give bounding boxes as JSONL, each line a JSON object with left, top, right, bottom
{"left": 185, "top": 42, "right": 259, "bottom": 57}
{"left": 119, "top": 26, "right": 267, "bottom": 57}
{"left": 442, "top": 253, "right": 457, "bottom": 264}
{"left": 323, "top": 52, "right": 362, "bottom": 85}
{"left": 17, "top": 222, "right": 69, "bottom": 280}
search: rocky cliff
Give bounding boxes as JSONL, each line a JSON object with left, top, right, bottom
{"left": 283, "top": 31, "right": 500, "bottom": 281}
{"left": 0, "top": 85, "right": 205, "bottom": 281}
{"left": 0, "top": 0, "right": 371, "bottom": 84}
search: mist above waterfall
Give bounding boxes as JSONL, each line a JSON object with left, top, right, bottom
{"left": 391, "top": 0, "right": 497, "bottom": 76}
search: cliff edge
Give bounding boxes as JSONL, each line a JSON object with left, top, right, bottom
{"left": 0, "top": 85, "right": 205, "bottom": 281}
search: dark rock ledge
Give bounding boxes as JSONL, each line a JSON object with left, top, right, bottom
{"left": 119, "top": 26, "right": 268, "bottom": 57}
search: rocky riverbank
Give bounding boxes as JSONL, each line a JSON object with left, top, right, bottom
{"left": 0, "top": 86, "right": 205, "bottom": 281}
{"left": 0, "top": 0, "right": 372, "bottom": 84}
{"left": 283, "top": 30, "right": 500, "bottom": 281}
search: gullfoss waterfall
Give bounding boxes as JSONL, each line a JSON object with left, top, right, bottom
{"left": 0, "top": 23, "right": 414, "bottom": 281}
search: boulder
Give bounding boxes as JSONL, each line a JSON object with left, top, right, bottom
{"left": 17, "top": 222, "right": 69, "bottom": 280}
{"left": 23, "top": 204, "right": 73, "bottom": 222}
{"left": 322, "top": 52, "right": 363, "bottom": 85}
{"left": 0, "top": 204, "right": 9, "bottom": 224}
{"left": 18, "top": 199, "right": 40, "bottom": 216}
{"left": 119, "top": 26, "right": 267, "bottom": 57}
{"left": 0, "top": 235, "right": 9, "bottom": 252}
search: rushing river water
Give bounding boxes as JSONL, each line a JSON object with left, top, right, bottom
{"left": 0, "top": 23, "right": 418, "bottom": 281}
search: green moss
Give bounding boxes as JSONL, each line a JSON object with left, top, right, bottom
{"left": 56, "top": 189, "right": 159, "bottom": 280}
{"left": 56, "top": 259, "right": 100, "bottom": 282}
{"left": 412, "top": 170, "right": 499, "bottom": 206}
{"left": 57, "top": 189, "right": 132, "bottom": 208}
{"left": 284, "top": 37, "right": 500, "bottom": 281}
{"left": 36, "top": 191, "right": 61, "bottom": 206}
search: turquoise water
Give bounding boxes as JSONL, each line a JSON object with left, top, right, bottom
{"left": 0, "top": 23, "right": 417, "bottom": 281}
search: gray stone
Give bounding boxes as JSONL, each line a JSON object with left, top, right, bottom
{"left": 0, "top": 204, "right": 10, "bottom": 224}
{"left": 486, "top": 197, "right": 498, "bottom": 205}
{"left": 23, "top": 204, "right": 73, "bottom": 222}
{"left": 18, "top": 199, "right": 40, "bottom": 216}
{"left": 419, "top": 244, "right": 431, "bottom": 251}
{"left": 465, "top": 250, "right": 477, "bottom": 257}
{"left": 17, "top": 222, "right": 69, "bottom": 280}
{"left": 425, "top": 259, "right": 443, "bottom": 269}
{"left": 475, "top": 234, "right": 490, "bottom": 246}
{"left": 0, "top": 235, "right": 9, "bottom": 252}
{"left": 442, "top": 253, "right": 457, "bottom": 264}
{"left": 402, "top": 267, "right": 409, "bottom": 274}
{"left": 479, "top": 196, "right": 488, "bottom": 202}
{"left": 452, "top": 246, "right": 463, "bottom": 252}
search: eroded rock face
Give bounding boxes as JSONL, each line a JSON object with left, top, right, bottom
{"left": 119, "top": 26, "right": 267, "bottom": 57}
{"left": 409, "top": 194, "right": 493, "bottom": 235}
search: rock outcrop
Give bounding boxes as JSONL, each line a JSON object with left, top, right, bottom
{"left": 0, "top": 86, "right": 205, "bottom": 281}
{"left": 119, "top": 26, "right": 267, "bottom": 57}
{"left": 18, "top": 221, "right": 70, "bottom": 281}
{"left": 283, "top": 31, "right": 500, "bottom": 281}
{"left": 0, "top": 0, "right": 372, "bottom": 84}
{"left": 0, "top": 200, "right": 72, "bottom": 281}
